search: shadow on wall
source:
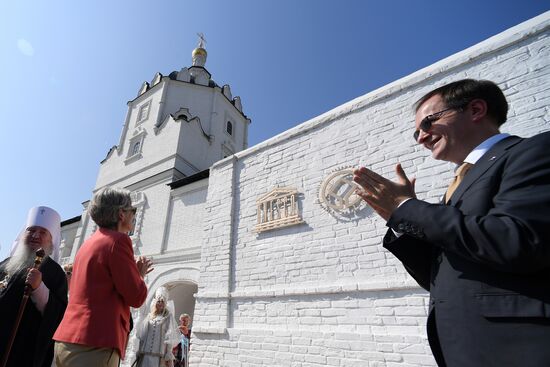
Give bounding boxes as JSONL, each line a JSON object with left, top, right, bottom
{"left": 167, "top": 281, "right": 198, "bottom": 322}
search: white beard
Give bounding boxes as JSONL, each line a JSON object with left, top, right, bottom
{"left": 5, "top": 240, "right": 49, "bottom": 275}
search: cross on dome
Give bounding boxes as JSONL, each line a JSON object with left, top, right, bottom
{"left": 192, "top": 32, "right": 207, "bottom": 67}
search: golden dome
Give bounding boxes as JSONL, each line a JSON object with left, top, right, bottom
{"left": 192, "top": 47, "right": 207, "bottom": 57}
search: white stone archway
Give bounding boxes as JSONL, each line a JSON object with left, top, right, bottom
{"left": 144, "top": 266, "right": 199, "bottom": 306}
{"left": 166, "top": 281, "right": 198, "bottom": 323}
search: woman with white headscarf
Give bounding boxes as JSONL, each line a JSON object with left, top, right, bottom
{"left": 135, "top": 287, "right": 180, "bottom": 367}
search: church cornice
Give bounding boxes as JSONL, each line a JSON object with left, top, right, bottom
{"left": 127, "top": 78, "right": 165, "bottom": 105}
{"left": 155, "top": 108, "right": 213, "bottom": 144}
{"left": 94, "top": 156, "right": 187, "bottom": 193}
{"left": 100, "top": 145, "right": 118, "bottom": 164}
{"left": 167, "top": 78, "right": 249, "bottom": 119}
{"left": 126, "top": 73, "right": 250, "bottom": 121}
{"left": 61, "top": 215, "right": 82, "bottom": 227}
{"left": 168, "top": 169, "right": 210, "bottom": 190}
{"left": 188, "top": 65, "right": 212, "bottom": 78}
{"left": 146, "top": 248, "right": 202, "bottom": 265}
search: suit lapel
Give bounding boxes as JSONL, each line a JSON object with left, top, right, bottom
{"left": 449, "top": 136, "right": 522, "bottom": 205}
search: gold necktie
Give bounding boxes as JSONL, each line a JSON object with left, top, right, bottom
{"left": 445, "top": 162, "right": 473, "bottom": 203}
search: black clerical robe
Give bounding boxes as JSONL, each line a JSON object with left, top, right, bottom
{"left": 0, "top": 256, "right": 67, "bottom": 367}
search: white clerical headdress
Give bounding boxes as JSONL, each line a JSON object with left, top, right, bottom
{"left": 11, "top": 206, "right": 62, "bottom": 262}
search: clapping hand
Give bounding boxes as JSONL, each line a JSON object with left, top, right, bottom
{"left": 353, "top": 163, "right": 416, "bottom": 221}
{"left": 136, "top": 256, "right": 154, "bottom": 278}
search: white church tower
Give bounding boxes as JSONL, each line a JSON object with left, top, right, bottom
{"left": 100, "top": 34, "right": 249, "bottom": 190}
{"left": 58, "top": 36, "right": 251, "bottom": 363}
{"left": 61, "top": 35, "right": 250, "bottom": 260}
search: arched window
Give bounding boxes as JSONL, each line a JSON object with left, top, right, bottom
{"left": 226, "top": 121, "right": 233, "bottom": 136}
{"left": 132, "top": 141, "right": 141, "bottom": 156}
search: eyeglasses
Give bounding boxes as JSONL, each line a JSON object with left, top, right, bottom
{"left": 123, "top": 207, "right": 137, "bottom": 215}
{"left": 413, "top": 107, "right": 458, "bottom": 142}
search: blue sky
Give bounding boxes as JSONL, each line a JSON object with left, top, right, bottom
{"left": 1, "top": 1, "right": 548, "bottom": 260}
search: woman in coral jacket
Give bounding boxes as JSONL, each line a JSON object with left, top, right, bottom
{"left": 53, "top": 187, "right": 153, "bottom": 367}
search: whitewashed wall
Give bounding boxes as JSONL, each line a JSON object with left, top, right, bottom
{"left": 164, "top": 180, "right": 209, "bottom": 253}
{"left": 59, "top": 220, "right": 80, "bottom": 264}
{"left": 191, "top": 12, "right": 550, "bottom": 367}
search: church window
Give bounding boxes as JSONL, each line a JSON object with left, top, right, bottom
{"left": 137, "top": 101, "right": 151, "bottom": 124}
{"left": 226, "top": 121, "right": 233, "bottom": 136}
{"left": 132, "top": 141, "right": 141, "bottom": 156}
{"left": 125, "top": 131, "right": 146, "bottom": 164}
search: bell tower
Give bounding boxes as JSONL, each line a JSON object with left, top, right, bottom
{"left": 63, "top": 34, "right": 251, "bottom": 261}
{"left": 96, "top": 34, "right": 251, "bottom": 188}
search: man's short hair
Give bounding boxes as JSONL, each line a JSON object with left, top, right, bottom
{"left": 88, "top": 187, "right": 132, "bottom": 229}
{"left": 415, "top": 79, "right": 509, "bottom": 126}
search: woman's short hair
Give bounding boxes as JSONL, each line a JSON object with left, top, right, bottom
{"left": 89, "top": 187, "right": 132, "bottom": 229}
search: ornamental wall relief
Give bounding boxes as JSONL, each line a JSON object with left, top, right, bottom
{"left": 318, "top": 168, "right": 367, "bottom": 220}
{"left": 255, "top": 187, "right": 304, "bottom": 233}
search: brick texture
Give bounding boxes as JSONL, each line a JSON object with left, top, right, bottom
{"left": 191, "top": 13, "right": 550, "bottom": 367}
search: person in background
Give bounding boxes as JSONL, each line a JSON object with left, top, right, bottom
{"left": 53, "top": 187, "right": 153, "bottom": 367}
{"left": 0, "top": 206, "right": 67, "bottom": 367}
{"left": 135, "top": 287, "right": 179, "bottom": 367}
{"left": 62, "top": 263, "right": 73, "bottom": 292}
{"left": 172, "top": 313, "right": 191, "bottom": 367}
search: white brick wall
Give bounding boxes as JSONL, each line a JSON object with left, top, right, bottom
{"left": 165, "top": 183, "right": 208, "bottom": 252}
{"left": 192, "top": 12, "right": 550, "bottom": 366}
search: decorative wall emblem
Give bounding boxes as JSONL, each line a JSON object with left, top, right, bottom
{"left": 318, "top": 168, "right": 365, "bottom": 217}
{"left": 255, "top": 187, "right": 304, "bottom": 233}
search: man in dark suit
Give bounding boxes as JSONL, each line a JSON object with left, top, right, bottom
{"left": 353, "top": 79, "right": 550, "bottom": 367}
